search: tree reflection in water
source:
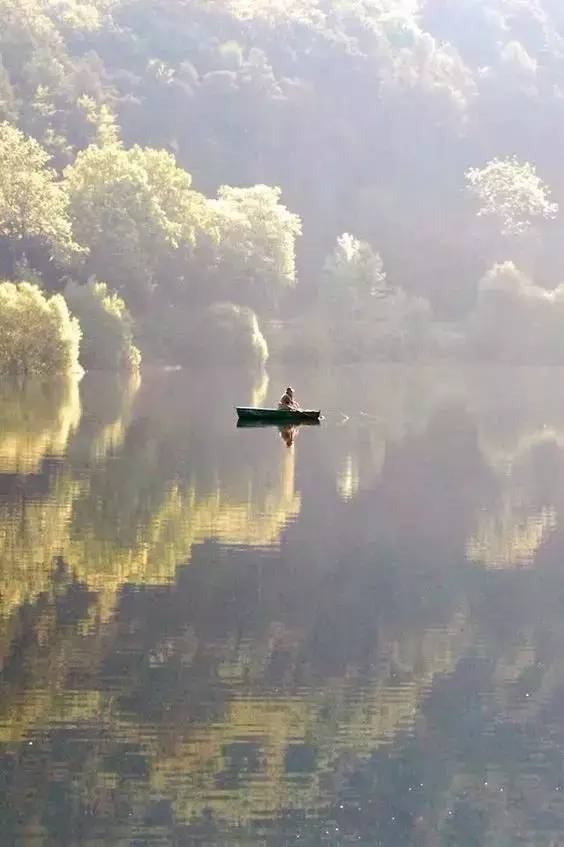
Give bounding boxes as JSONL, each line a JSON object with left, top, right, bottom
{"left": 1, "top": 365, "right": 564, "bottom": 843}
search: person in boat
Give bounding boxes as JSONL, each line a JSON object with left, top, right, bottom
{"left": 278, "top": 386, "right": 299, "bottom": 411}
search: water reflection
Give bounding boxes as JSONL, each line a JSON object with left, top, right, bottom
{"left": 336, "top": 454, "right": 360, "bottom": 500}
{"left": 4, "top": 365, "right": 564, "bottom": 842}
{"left": 237, "top": 419, "right": 311, "bottom": 449}
{"left": 68, "top": 369, "right": 141, "bottom": 463}
{"left": 467, "top": 496, "right": 557, "bottom": 569}
{"left": 0, "top": 376, "right": 81, "bottom": 474}
{"left": 279, "top": 423, "right": 297, "bottom": 448}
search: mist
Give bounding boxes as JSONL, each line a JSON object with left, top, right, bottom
{"left": 6, "top": 4, "right": 564, "bottom": 846}
{"left": 2, "top": 0, "right": 564, "bottom": 369}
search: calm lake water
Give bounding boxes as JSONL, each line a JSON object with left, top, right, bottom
{"left": 3, "top": 363, "right": 564, "bottom": 845}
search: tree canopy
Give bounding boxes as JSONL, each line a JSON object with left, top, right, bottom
{"left": 64, "top": 141, "right": 209, "bottom": 307}
{"left": 0, "top": 280, "right": 81, "bottom": 375}
{"left": 208, "top": 184, "right": 302, "bottom": 307}
{"left": 324, "top": 232, "right": 387, "bottom": 308}
{"left": 65, "top": 279, "right": 141, "bottom": 370}
{"left": 2, "top": 0, "right": 564, "bottom": 364}
{"left": 465, "top": 157, "right": 558, "bottom": 236}
{"left": 0, "top": 122, "right": 78, "bottom": 261}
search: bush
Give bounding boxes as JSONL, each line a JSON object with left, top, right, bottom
{"left": 65, "top": 280, "right": 141, "bottom": 371}
{"left": 467, "top": 262, "right": 564, "bottom": 363}
{"left": 196, "top": 302, "right": 269, "bottom": 365}
{"left": 0, "top": 281, "right": 81, "bottom": 376}
{"left": 323, "top": 233, "right": 387, "bottom": 308}
{"left": 373, "top": 291, "right": 433, "bottom": 358}
{"left": 270, "top": 311, "right": 332, "bottom": 364}
{"left": 151, "top": 301, "right": 268, "bottom": 366}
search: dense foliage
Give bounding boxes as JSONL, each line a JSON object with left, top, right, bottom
{"left": 3, "top": 0, "right": 564, "bottom": 363}
{"left": 64, "top": 141, "right": 209, "bottom": 309}
{"left": 203, "top": 301, "right": 269, "bottom": 366}
{"left": 465, "top": 157, "right": 559, "bottom": 237}
{"left": 0, "top": 281, "right": 81, "bottom": 375}
{"left": 65, "top": 279, "right": 140, "bottom": 370}
{"left": 0, "top": 122, "right": 79, "bottom": 281}
{"left": 153, "top": 300, "right": 269, "bottom": 366}
{"left": 467, "top": 261, "right": 564, "bottom": 363}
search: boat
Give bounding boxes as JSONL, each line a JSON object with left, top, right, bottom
{"left": 236, "top": 407, "right": 321, "bottom": 423}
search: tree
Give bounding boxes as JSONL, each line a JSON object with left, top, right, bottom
{"left": 64, "top": 141, "right": 209, "bottom": 310}
{"left": 201, "top": 301, "right": 269, "bottom": 365}
{"left": 465, "top": 157, "right": 558, "bottom": 236}
{"left": 0, "top": 280, "right": 81, "bottom": 375}
{"left": 468, "top": 261, "right": 564, "bottom": 363}
{"left": 0, "top": 122, "right": 78, "bottom": 263}
{"left": 323, "top": 232, "right": 387, "bottom": 310}
{"left": 315, "top": 233, "right": 437, "bottom": 361}
{"left": 160, "top": 300, "right": 269, "bottom": 366}
{"left": 208, "top": 185, "right": 302, "bottom": 308}
{"left": 65, "top": 279, "right": 140, "bottom": 371}
{"left": 76, "top": 95, "right": 120, "bottom": 147}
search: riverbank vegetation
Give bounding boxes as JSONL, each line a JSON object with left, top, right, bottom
{"left": 64, "top": 280, "right": 140, "bottom": 371}
{"left": 3, "top": 0, "right": 564, "bottom": 370}
{"left": 0, "top": 281, "right": 81, "bottom": 376}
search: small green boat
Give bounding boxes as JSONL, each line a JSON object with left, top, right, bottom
{"left": 236, "top": 407, "right": 321, "bottom": 423}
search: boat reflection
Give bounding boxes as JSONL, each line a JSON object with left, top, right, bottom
{"left": 236, "top": 417, "right": 320, "bottom": 447}
{"left": 236, "top": 419, "right": 321, "bottom": 429}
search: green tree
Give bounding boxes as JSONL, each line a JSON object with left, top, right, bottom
{"left": 468, "top": 261, "right": 564, "bottom": 363}
{"left": 0, "top": 280, "right": 81, "bottom": 375}
{"left": 202, "top": 301, "right": 269, "bottom": 365}
{"left": 65, "top": 279, "right": 140, "bottom": 371}
{"left": 76, "top": 95, "right": 120, "bottom": 146}
{"left": 465, "top": 157, "right": 558, "bottom": 236}
{"left": 209, "top": 184, "right": 302, "bottom": 309}
{"left": 0, "top": 122, "right": 78, "bottom": 263}
{"left": 64, "top": 141, "right": 209, "bottom": 309}
{"left": 0, "top": 59, "right": 17, "bottom": 124}
{"left": 163, "top": 301, "right": 269, "bottom": 366}
{"left": 323, "top": 232, "right": 387, "bottom": 310}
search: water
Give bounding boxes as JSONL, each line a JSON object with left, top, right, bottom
{"left": 2, "top": 364, "right": 564, "bottom": 845}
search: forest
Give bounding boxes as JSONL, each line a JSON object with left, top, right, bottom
{"left": 2, "top": 0, "right": 564, "bottom": 371}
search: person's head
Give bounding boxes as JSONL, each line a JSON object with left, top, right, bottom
{"left": 286, "top": 386, "right": 294, "bottom": 398}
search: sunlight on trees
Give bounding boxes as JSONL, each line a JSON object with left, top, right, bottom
{"left": 380, "top": 29, "right": 476, "bottom": 128}
{"left": 65, "top": 279, "right": 140, "bottom": 371}
{"left": 0, "top": 281, "right": 81, "bottom": 376}
{"left": 209, "top": 185, "right": 302, "bottom": 305}
{"left": 0, "top": 122, "right": 78, "bottom": 261}
{"left": 465, "top": 157, "right": 558, "bottom": 236}
{"left": 468, "top": 261, "right": 564, "bottom": 362}
{"left": 5, "top": 4, "right": 564, "bottom": 842}
{"left": 64, "top": 141, "right": 209, "bottom": 307}
{"left": 1, "top": 0, "right": 564, "bottom": 367}
{"left": 324, "top": 232, "right": 387, "bottom": 307}
{"left": 190, "top": 302, "right": 269, "bottom": 366}
{"left": 227, "top": 0, "right": 323, "bottom": 24}
{"left": 76, "top": 95, "right": 120, "bottom": 146}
